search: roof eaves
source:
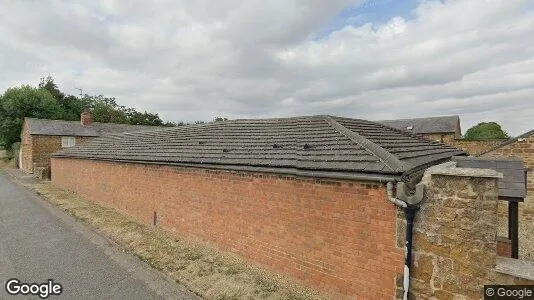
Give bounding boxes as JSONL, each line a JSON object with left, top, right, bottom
{"left": 323, "top": 116, "right": 409, "bottom": 173}
{"left": 50, "top": 156, "right": 401, "bottom": 183}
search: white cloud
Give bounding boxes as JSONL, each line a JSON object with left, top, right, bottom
{"left": 0, "top": 0, "right": 532, "bottom": 135}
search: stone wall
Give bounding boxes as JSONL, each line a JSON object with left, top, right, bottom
{"left": 482, "top": 133, "right": 534, "bottom": 261}
{"left": 409, "top": 163, "right": 534, "bottom": 299}
{"left": 51, "top": 157, "right": 404, "bottom": 299}
{"left": 31, "top": 135, "right": 93, "bottom": 171}
{"left": 20, "top": 129, "right": 94, "bottom": 173}
{"left": 450, "top": 139, "right": 508, "bottom": 155}
{"left": 19, "top": 120, "right": 33, "bottom": 172}
{"left": 421, "top": 133, "right": 456, "bottom": 144}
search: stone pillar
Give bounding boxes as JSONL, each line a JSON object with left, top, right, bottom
{"left": 406, "top": 162, "right": 534, "bottom": 299}
{"left": 409, "top": 163, "right": 502, "bottom": 299}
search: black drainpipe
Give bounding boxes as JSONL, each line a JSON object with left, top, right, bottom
{"left": 403, "top": 205, "right": 418, "bottom": 299}
{"left": 387, "top": 181, "right": 424, "bottom": 300}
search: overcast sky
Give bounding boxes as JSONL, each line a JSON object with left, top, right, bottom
{"left": 1, "top": 0, "right": 533, "bottom": 135}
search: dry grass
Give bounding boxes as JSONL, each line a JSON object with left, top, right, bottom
{"left": 0, "top": 159, "right": 14, "bottom": 169}
{"left": 22, "top": 181, "right": 328, "bottom": 300}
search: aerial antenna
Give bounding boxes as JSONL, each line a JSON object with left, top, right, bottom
{"left": 76, "top": 87, "right": 83, "bottom": 98}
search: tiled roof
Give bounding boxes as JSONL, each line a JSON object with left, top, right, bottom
{"left": 54, "top": 115, "right": 466, "bottom": 179}
{"left": 25, "top": 118, "right": 159, "bottom": 137}
{"left": 453, "top": 156, "right": 526, "bottom": 199}
{"left": 377, "top": 115, "right": 460, "bottom": 134}
{"left": 478, "top": 129, "right": 534, "bottom": 155}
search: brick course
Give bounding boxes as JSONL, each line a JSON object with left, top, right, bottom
{"left": 51, "top": 157, "right": 404, "bottom": 299}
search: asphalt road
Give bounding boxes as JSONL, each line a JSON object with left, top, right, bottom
{"left": 0, "top": 172, "right": 199, "bottom": 300}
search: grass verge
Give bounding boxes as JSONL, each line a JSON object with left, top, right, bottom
{"left": 18, "top": 180, "right": 327, "bottom": 300}
{"left": 0, "top": 159, "right": 14, "bottom": 169}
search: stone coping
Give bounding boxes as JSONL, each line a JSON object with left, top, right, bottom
{"left": 495, "top": 257, "right": 534, "bottom": 281}
{"left": 424, "top": 161, "right": 503, "bottom": 179}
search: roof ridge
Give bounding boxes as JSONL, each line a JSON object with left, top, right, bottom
{"left": 27, "top": 117, "right": 159, "bottom": 127}
{"left": 323, "top": 116, "right": 409, "bottom": 172}
{"left": 377, "top": 115, "right": 459, "bottom": 122}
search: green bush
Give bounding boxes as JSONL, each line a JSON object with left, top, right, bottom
{"left": 463, "top": 122, "right": 509, "bottom": 140}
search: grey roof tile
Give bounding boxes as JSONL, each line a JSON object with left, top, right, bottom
{"left": 53, "top": 115, "right": 466, "bottom": 177}
{"left": 377, "top": 115, "right": 460, "bottom": 134}
{"left": 453, "top": 156, "right": 527, "bottom": 199}
{"left": 25, "top": 118, "right": 158, "bottom": 137}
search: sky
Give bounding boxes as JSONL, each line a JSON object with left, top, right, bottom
{"left": 0, "top": 0, "right": 533, "bottom": 136}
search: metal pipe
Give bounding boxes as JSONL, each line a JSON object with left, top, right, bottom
{"left": 386, "top": 181, "right": 420, "bottom": 300}
{"left": 386, "top": 182, "right": 407, "bottom": 208}
{"left": 403, "top": 206, "right": 417, "bottom": 300}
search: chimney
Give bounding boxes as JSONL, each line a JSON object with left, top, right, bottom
{"left": 81, "top": 107, "right": 92, "bottom": 126}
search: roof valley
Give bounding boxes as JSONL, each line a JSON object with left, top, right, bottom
{"left": 323, "top": 116, "right": 409, "bottom": 172}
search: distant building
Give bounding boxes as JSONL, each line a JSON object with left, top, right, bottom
{"left": 378, "top": 115, "right": 461, "bottom": 143}
{"left": 19, "top": 108, "right": 158, "bottom": 173}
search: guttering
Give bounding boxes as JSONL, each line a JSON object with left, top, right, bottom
{"left": 50, "top": 155, "right": 402, "bottom": 183}
{"left": 386, "top": 181, "right": 425, "bottom": 300}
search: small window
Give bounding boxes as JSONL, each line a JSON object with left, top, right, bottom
{"left": 61, "top": 136, "right": 76, "bottom": 148}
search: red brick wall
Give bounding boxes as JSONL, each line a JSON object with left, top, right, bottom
{"left": 51, "top": 158, "right": 404, "bottom": 299}
{"left": 497, "top": 237, "right": 512, "bottom": 258}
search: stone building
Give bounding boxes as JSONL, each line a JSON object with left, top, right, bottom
{"left": 378, "top": 115, "right": 512, "bottom": 155}
{"left": 480, "top": 130, "right": 534, "bottom": 261}
{"left": 19, "top": 109, "right": 157, "bottom": 174}
{"left": 378, "top": 115, "right": 461, "bottom": 143}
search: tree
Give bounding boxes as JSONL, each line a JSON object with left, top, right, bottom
{"left": 163, "top": 121, "right": 184, "bottom": 127}
{"left": 0, "top": 75, "right": 183, "bottom": 150}
{"left": 39, "top": 76, "right": 88, "bottom": 121}
{"left": 214, "top": 117, "right": 228, "bottom": 122}
{"left": 125, "top": 109, "right": 164, "bottom": 126}
{"left": 0, "top": 85, "right": 66, "bottom": 149}
{"left": 84, "top": 95, "right": 129, "bottom": 124}
{"left": 463, "top": 122, "right": 510, "bottom": 140}
{"left": 39, "top": 75, "right": 65, "bottom": 103}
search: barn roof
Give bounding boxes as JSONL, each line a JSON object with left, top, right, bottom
{"left": 25, "top": 117, "right": 158, "bottom": 137}
{"left": 53, "top": 115, "right": 466, "bottom": 180}
{"left": 377, "top": 115, "right": 460, "bottom": 135}
{"left": 478, "top": 129, "right": 534, "bottom": 155}
{"left": 453, "top": 156, "right": 526, "bottom": 200}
